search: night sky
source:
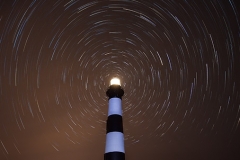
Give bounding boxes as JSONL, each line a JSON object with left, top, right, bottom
{"left": 0, "top": 0, "right": 240, "bottom": 159}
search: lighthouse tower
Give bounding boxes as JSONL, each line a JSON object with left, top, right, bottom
{"left": 104, "top": 78, "right": 125, "bottom": 160}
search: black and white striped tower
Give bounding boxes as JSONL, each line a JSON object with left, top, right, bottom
{"left": 104, "top": 78, "right": 125, "bottom": 160}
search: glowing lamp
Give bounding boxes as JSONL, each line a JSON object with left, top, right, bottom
{"left": 110, "top": 78, "right": 121, "bottom": 86}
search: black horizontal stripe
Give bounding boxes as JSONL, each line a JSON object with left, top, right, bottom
{"left": 104, "top": 151, "right": 125, "bottom": 160}
{"left": 106, "top": 114, "right": 123, "bottom": 133}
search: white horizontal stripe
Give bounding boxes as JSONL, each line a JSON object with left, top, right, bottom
{"left": 108, "top": 98, "right": 122, "bottom": 116}
{"left": 105, "top": 132, "right": 125, "bottom": 153}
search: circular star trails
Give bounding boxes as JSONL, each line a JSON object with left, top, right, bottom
{"left": 0, "top": 0, "right": 239, "bottom": 159}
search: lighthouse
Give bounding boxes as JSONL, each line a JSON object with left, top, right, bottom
{"left": 104, "top": 78, "right": 125, "bottom": 160}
